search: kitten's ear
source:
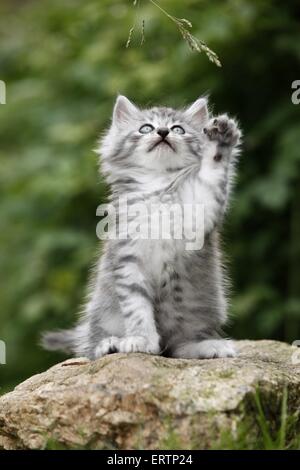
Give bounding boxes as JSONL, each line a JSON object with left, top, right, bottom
{"left": 185, "top": 97, "right": 209, "bottom": 127}
{"left": 113, "top": 95, "right": 139, "bottom": 127}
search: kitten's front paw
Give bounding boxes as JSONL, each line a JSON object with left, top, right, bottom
{"left": 119, "top": 336, "right": 160, "bottom": 355}
{"left": 204, "top": 115, "right": 241, "bottom": 148}
{"left": 95, "top": 336, "right": 120, "bottom": 358}
{"left": 197, "top": 339, "right": 237, "bottom": 359}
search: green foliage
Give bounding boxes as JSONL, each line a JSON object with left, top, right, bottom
{"left": 253, "top": 387, "right": 296, "bottom": 450}
{"left": 0, "top": 0, "right": 300, "bottom": 392}
{"left": 127, "top": 0, "right": 221, "bottom": 66}
{"left": 215, "top": 388, "right": 300, "bottom": 450}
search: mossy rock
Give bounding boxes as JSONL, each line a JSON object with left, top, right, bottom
{"left": 0, "top": 340, "right": 299, "bottom": 450}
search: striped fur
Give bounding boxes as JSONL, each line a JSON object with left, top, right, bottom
{"left": 42, "top": 96, "right": 242, "bottom": 359}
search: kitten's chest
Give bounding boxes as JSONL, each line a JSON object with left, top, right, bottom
{"left": 139, "top": 173, "right": 174, "bottom": 195}
{"left": 140, "top": 238, "right": 186, "bottom": 283}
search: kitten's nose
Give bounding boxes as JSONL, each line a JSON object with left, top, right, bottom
{"left": 157, "top": 127, "right": 170, "bottom": 139}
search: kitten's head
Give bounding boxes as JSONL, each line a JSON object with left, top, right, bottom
{"left": 100, "top": 95, "right": 209, "bottom": 180}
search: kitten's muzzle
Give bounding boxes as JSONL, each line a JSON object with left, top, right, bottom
{"left": 148, "top": 138, "right": 174, "bottom": 152}
{"left": 148, "top": 128, "right": 175, "bottom": 152}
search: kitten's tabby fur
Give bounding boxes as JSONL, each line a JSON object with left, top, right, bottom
{"left": 42, "top": 95, "right": 241, "bottom": 359}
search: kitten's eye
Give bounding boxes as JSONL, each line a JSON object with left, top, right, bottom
{"left": 139, "top": 124, "right": 154, "bottom": 134}
{"left": 171, "top": 125, "right": 185, "bottom": 135}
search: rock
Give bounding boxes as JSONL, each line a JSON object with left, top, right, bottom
{"left": 0, "top": 340, "right": 299, "bottom": 450}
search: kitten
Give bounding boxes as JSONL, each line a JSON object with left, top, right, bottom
{"left": 42, "top": 95, "right": 241, "bottom": 359}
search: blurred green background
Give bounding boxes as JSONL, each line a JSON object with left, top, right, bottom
{"left": 0, "top": 0, "right": 299, "bottom": 392}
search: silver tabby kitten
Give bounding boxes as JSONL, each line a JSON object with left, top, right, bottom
{"left": 42, "top": 95, "right": 241, "bottom": 359}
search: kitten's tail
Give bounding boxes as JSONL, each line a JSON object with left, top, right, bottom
{"left": 41, "top": 328, "right": 76, "bottom": 354}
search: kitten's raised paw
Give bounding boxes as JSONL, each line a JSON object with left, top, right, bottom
{"left": 118, "top": 336, "right": 160, "bottom": 355}
{"left": 204, "top": 115, "right": 241, "bottom": 148}
{"left": 95, "top": 336, "right": 120, "bottom": 358}
{"left": 197, "top": 339, "right": 237, "bottom": 359}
